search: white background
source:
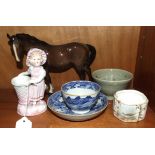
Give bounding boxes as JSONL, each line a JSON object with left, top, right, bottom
{"left": 0, "top": 0, "right": 155, "bottom": 25}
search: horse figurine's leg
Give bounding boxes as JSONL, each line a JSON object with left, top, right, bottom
{"left": 74, "top": 66, "right": 86, "bottom": 80}
{"left": 79, "top": 70, "right": 86, "bottom": 80}
{"left": 84, "top": 66, "right": 93, "bottom": 81}
{"left": 44, "top": 70, "right": 54, "bottom": 94}
{"left": 85, "top": 44, "right": 96, "bottom": 81}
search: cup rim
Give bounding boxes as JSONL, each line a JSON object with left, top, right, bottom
{"left": 61, "top": 80, "right": 101, "bottom": 97}
{"left": 114, "top": 89, "right": 149, "bottom": 106}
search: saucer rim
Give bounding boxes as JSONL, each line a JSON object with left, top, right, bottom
{"left": 47, "top": 91, "right": 108, "bottom": 117}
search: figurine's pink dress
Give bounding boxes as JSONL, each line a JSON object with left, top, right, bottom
{"left": 28, "top": 66, "right": 46, "bottom": 103}
{"left": 16, "top": 66, "right": 47, "bottom": 116}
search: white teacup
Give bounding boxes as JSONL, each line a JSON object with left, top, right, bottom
{"left": 113, "top": 90, "right": 148, "bottom": 122}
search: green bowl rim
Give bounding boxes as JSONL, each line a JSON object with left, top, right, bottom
{"left": 92, "top": 68, "right": 133, "bottom": 83}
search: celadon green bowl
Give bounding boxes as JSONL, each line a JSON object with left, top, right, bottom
{"left": 92, "top": 69, "right": 133, "bottom": 100}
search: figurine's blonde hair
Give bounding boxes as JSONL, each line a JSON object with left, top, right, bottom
{"left": 26, "top": 48, "right": 47, "bottom": 66}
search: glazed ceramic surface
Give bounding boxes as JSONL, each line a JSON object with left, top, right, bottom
{"left": 61, "top": 80, "right": 101, "bottom": 114}
{"left": 92, "top": 69, "right": 133, "bottom": 100}
{"left": 47, "top": 91, "right": 108, "bottom": 121}
{"left": 11, "top": 75, "right": 47, "bottom": 116}
{"left": 8, "top": 33, "right": 96, "bottom": 94}
{"left": 113, "top": 90, "right": 148, "bottom": 122}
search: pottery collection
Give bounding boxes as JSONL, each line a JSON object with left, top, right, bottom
{"left": 11, "top": 69, "right": 149, "bottom": 122}
{"left": 9, "top": 34, "right": 148, "bottom": 122}
{"left": 46, "top": 70, "right": 148, "bottom": 122}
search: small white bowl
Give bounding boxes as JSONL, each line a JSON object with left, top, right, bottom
{"left": 113, "top": 90, "right": 148, "bottom": 122}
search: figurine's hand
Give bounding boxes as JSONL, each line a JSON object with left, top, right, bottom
{"left": 24, "top": 81, "right": 36, "bottom": 86}
{"left": 24, "top": 81, "right": 31, "bottom": 86}
{"left": 28, "top": 80, "right": 37, "bottom": 86}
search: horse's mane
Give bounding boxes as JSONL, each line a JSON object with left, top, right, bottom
{"left": 15, "top": 33, "right": 51, "bottom": 46}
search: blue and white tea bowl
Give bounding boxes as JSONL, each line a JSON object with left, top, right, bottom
{"left": 61, "top": 80, "right": 101, "bottom": 114}
{"left": 47, "top": 91, "right": 108, "bottom": 121}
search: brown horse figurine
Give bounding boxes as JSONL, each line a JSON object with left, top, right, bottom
{"left": 7, "top": 33, "right": 96, "bottom": 93}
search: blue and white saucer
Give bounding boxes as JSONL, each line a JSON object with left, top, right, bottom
{"left": 47, "top": 91, "right": 108, "bottom": 121}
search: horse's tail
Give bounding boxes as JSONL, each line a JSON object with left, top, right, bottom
{"left": 86, "top": 44, "right": 96, "bottom": 66}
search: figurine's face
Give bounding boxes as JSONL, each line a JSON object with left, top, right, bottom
{"left": 29, "top": 52, "right": 42, "bottom": 67}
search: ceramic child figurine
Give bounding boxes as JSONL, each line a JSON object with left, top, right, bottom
{"left": 11, "top": 48, "right": 48, "bottom": 116}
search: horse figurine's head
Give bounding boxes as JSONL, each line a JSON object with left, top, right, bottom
{"left": 7, "top": 33, "right": 25, "bottom": 69}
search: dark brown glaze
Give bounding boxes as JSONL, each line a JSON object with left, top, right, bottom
{"left": 7, "top": 33, "right": 96, "bottom": 93}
